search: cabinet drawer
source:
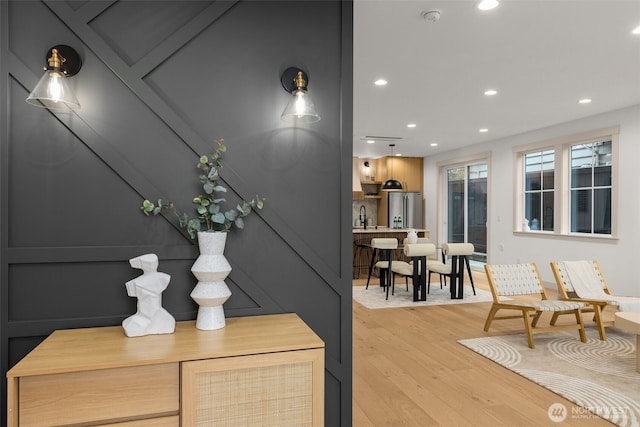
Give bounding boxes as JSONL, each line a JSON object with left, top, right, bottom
{"left": 19, "top": 363, "right": 179, "bottom": 426}
{"left": 101, "top": 415, "right": 179, "bottom": 427}
{"left": 182, "top": 349, "right": 324, "bottom": 427}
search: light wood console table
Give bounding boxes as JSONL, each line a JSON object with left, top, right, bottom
{"left": 7, "top": 313, "right": 324, "bottom": 427}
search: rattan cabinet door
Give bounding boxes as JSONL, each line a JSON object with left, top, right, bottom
{"left": 181, "top": 348, "right": 324, "bottom": 427}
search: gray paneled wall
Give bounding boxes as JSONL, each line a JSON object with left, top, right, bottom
{"left": 0, "top": 1, "right": 353, "bottom": 425}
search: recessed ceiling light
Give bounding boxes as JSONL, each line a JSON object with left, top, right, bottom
{"left": 366, "top": 140, "right": 375, "bottom": 144}
{"left": 479, "top": 128, "right": 489, "bottom": 133}
{"left": 374, "top": 79, "right": 388, "bottom": 86}
{"left": 578, "top": 98, "right": 592, "bottom": 104}
{"left": 477, "top": 0, "right": 499, "bottom": 11}
{"left": 633, "top": 25, "right": 640, "bottom": 35}
{"left": 430, "top": 143, "right": 438, "bottom": 147}
{"left": 484, "top": 89, "right": 497, "bottom": 96}
{"left": 407, "top": 123, "right": 417, "bottom": 128}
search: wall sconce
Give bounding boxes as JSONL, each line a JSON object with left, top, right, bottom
{"left": 280, "top": 67, "right": 320, "bottom": 123}
{"left": 26, "top": 45, "right": 82, "bottom": 110}
{"left": 364, "top": 161, "right": 370, "bottom": 168}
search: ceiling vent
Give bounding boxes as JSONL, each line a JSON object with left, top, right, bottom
{"left": 361, "top": 136, "right": 403, "bottom": 141}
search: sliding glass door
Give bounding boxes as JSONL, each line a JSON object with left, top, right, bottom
{"left": 444, "top": 162, "right": 487, "bottom": 263}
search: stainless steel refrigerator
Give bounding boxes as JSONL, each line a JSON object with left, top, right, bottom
{"left": 388, "top": 192, "right": 423, "bottom": 228}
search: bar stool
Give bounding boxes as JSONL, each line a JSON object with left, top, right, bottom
{"left": 352, "top": 238, "right": 372, "bottom": 279}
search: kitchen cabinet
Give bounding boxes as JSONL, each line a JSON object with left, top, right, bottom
{"left": 7, "top": 314, "right": 324, "bottom": 427}
{"left": 377, "top": 156, "right": 424, "bottom": 226}
{"left": 380, "top": 156, "right": 423, "bottom": 192}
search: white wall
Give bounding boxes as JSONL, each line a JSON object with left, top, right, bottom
{"left": 424, "top": 105, "right": 640, "bottom": 296}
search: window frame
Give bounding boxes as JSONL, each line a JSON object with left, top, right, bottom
{"left": 523, "top": 149, "right": 555, "bottom": 231}
{"left": 513, "top": 126, "right": 619, "bottom": 240}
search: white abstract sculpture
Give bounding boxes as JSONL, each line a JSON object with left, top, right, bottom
{"left": 123, "top": 253, "right": 176, "bottom": 337}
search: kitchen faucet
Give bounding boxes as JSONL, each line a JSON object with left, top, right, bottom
{"left": 359, "top": 205, "right": 367, "bottom": 229}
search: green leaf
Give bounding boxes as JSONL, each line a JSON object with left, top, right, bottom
{"left": 203, "top": 181, "right": 215, "bottom": 194}
{"left": 199, "top": 155, "right": 208, "bottom": 164}
{"left": 209, "top": 204, "right": 220, "bottom": 214}
{"left": 197, "top": 205, "right": 207, "bottom": 215}
{"left": 208, "top": 169, "right": 219, "bottom": 180}
{"left": 234, "top": 217, "right": 245, "bottom": 229}
{"left": 225, "top": 210, "right": 238, "bottom": 221}
{"left": 153, "top": 207, "right": 161, "bottom": 215}
{"left": 256, "top": 198, "right": 264, "bottom": 209}
{"left": 213, "top": 185, "right": 227, "bottom": 193}
{"left": 188, "top": 219, "right": 201, "bottom": 233}
{"left": 142, "top": 200, "right": 154, "bottom": 211}
{"left": 211, "top": 212, "right": 226, "bottom": 224}
{"left": 237, "top": 203, "right": 249, "bottom": 216}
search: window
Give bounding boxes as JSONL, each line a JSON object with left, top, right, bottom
{"left": 524, "top": 150, "right": 554, "bottom": 231}
{"left": 514, "top": 127, "right": 618, "bottom": 238}
{"left": 570, "top": 141, "right": 612, "bottom": 234}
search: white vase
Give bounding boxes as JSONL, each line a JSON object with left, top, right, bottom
{"left": 407, "top": 229, "right": 418, "bottom": 244}
{"left": 190, "top": 231, "right": 232, "bottom": 330}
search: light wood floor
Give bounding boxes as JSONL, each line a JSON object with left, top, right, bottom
{"left": 352, "top": 270, "right": 614, "bottom": 426}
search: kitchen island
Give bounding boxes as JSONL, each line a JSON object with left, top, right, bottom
{"left": 353, "top": 228, "right": 430, "bottom": 278}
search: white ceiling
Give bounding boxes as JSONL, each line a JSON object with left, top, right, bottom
{"left": 353, "top": 0, "right": 640, "bottom": 159}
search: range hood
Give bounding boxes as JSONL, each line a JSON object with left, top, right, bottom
{"left": 352, "top": 158, "right": 362, "bottom": 191}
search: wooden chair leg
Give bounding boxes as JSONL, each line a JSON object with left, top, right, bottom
{"left": 550, "top": 312, "right": 561, "bottom": 325}
{"left": 484, "top": 305, "right": 499, "bottom": 331}
{"left": 592, "top": 304, "right": 607, "bottom": 340}
{"left": 574, "top": 309, "right": 587, "bottom": 343}
{"left": 522, "top": 310, "right": 535, "bottom": 349}
{"left": 531, "top": 311, "right": 542, "bottom": 328}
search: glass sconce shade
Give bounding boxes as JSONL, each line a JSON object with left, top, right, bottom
{"left": 26, "top": 70, "right": 80, "bottom": 110}
{"left": 280, "top": 67, "right": 320, "bottom": 123}
{"left": 25, "top": 45, "right": 82, "bottom": 111}
{"left": 281, "top": 87, "right": 320, "bottom": 123}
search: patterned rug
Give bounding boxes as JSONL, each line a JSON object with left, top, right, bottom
{"left": 352, "top": 282, "right": 494, "bottom": 309}
{"left": 459, "top": 328, "right": 640, "bottom": 426}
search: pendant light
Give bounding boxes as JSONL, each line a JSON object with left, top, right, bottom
{"left": 382, "top": 144, "right": 403, "bottom": 190}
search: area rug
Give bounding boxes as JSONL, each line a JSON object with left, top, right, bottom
{"left": 459, "top": 329, "right": 640, "bottom": 427}
{"left": 352, "top": 283, "right": 494, "bottom": 309}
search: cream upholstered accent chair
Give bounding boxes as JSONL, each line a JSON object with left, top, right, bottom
{"left": 550, "top": 260, "right": 640, "bottom": 340}
{"left": 390, "top": 243, "right": 437, "bottom": 301}
{"left": 427, "top": 243, "right": 476, "bottom": 295}
{"left": 366, "top": 238, "right": 395, "bottom": 289}
{"left": 391, "top": 238, "right": 435, "bottom": 287}
{"left": 484, "top": 263, "right": 587, "bottom": 349}
{"left": 366, "top": 238, "right": 409, "bottom": 300}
